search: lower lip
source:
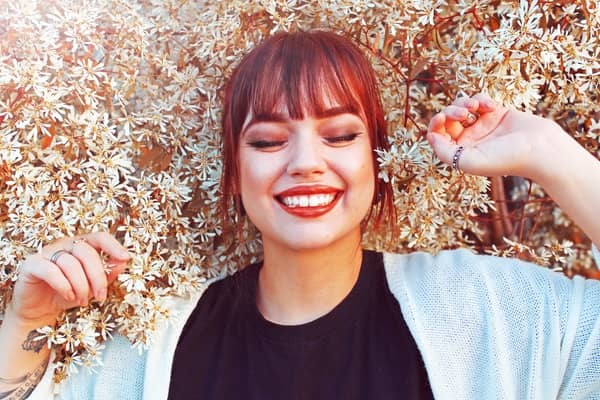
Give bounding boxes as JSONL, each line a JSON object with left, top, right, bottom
{"left": 276, "top": 193, "right": 342, "bottom": 218}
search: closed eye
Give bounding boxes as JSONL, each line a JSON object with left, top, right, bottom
{"left": 324, "top": 133, "right": 361, "bottom": 144}
{"left": 247, "top": 140, "right": 287, "bottom": 149}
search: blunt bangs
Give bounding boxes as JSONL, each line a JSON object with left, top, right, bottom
{"left": 247, "top": 37, "right": 362, "bottom": 122}
{"left": 231, "top": 31, "right": 369, "bottom": 133}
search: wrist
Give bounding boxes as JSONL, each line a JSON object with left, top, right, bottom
{"left": 0, "top": 306, "right": 51, "bottom": 388}
{"left": 524, "top": 119, "right": 577, "bottom": 186}
{"left": 3, "top": 303, "right": 56, "bottom": 334}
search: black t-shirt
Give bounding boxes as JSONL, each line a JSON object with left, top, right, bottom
{"left": 168, "top": 251, "right": 433, "bottom": 399}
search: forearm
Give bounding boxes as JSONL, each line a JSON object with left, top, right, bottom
{"left": 0, "top": 306, "right": 52, "bottom": 399}
{"left": 530, "top": 123, "right": 600, "bottom": 248}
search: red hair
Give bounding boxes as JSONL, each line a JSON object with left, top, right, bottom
{"left": 220, "top": 30, "right": 394, "bottom": 229}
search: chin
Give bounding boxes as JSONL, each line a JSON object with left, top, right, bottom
{"left": 266, "top": 227, "right": 361, "bottom": 253}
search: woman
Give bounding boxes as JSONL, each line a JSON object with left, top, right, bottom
{"left": 1, "top": 30, "right": 599, "bottom": 399}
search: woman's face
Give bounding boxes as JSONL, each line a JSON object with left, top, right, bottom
{"left": 238, "top": 102, "right": 375, "bottom": 252}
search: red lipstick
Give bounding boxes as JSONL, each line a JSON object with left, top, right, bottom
{"left": 275, "top": 185, "right": 342, "bottom": 218}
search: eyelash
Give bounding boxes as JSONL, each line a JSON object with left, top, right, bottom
{"left": 325, "top": 133, "right": 360, "bottom": 144}
{"left": 247, "top": 140, "right": 286, "bottom": 149}
{"left": 247, "top": 133, "right": 361, "bottom": 149}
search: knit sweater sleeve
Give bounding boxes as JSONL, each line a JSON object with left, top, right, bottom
{"left": 25, "top": 278, "right": 216, "bottom": 399}
{"left": 384, "top": 249, "right": 600, "bottom": 400}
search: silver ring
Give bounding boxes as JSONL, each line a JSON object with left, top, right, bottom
{"left": 452, "top": 145, "right": 465, "bottom": 172}
{"left": 460, "top": 112, "right": 478, "bottom": 128}
{"left": 49, "top": 249, "right": 71, "bottom": 264}
{"left": 66, "top": 238, "right": 87, "bottom": 253}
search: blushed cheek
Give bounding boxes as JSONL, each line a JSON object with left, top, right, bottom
{"left": 238, "top": 157, "right": 275, "bottom": 211}
{"left": 239, "top": 168, "right": 258, "bottom": 197}
{"left": 242, "top": 161, "right": 269, "bottom": 190}
{"left": 351, "top": 161, "right": 376, "bottom": 209}
{"left": 364, "top": 173, "right": 376, "bottom": 204}
{"left": 238, "top": 157, "right": 255, "bottom": 205}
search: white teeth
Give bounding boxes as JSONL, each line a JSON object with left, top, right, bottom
{"left": 280, "top": 194, "right": 335, "bottom": 208}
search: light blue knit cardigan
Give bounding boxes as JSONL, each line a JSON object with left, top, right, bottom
{"left": 30, "top": 249, "right": 600, "bottom": 399}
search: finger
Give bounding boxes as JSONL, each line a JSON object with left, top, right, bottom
{"left": 439, "top": 106, "right": 468, "bottom": 140}
{"left": 428, "top": 112, "right": 462, "bottom": 142}
{"left": 453, "top": 96, "right": 479, "bottom": 111}
{"left": 427, "top": 113, "right": 448, "bottom": 137}
{"left": 52, "top": 253, "right": 91, "bottom": 306}
{"left": 443, "top": 105, "right": 470, "bottom": 121}
{"left": 105, "top": 259, "right": 129, "bottom": 284}
{"left": 427, "top": 131, "right": 456, "bottom": 165}
{"left": 81, "top": 232, "right": 131, "bottom": 261}
{"left": 70, "top": 241, "right": 109, "bottom": 302}
{"left": 20, "top": 254, "right": 76, "bottom": 303}
{"left": 471, "top": 93, "right": 498, "bottom": 113}
{"left": 427, "top": 112, "right": 464, "bottom": 141}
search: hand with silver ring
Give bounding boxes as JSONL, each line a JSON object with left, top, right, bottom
{"left": 426, "top": 92, "right": 562, "bottom": 178}
{"left": 49, "top": 249, "right": 71, "bottom": 264}
{"left": 49, "top": 238, "right": 88, "bottom": 265}
{"left": 426, "top": 93, "right": 516, "bottom": 176}
{"left": 7, "top": 232, "right": 131, "bottom": 326}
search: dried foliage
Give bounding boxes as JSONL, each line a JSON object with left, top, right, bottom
{"left": 1, "top": 0, "right": 599, "bottom": 382}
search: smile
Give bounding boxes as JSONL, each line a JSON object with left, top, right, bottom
{"left": 280, "top": 194, "right": 336, "bottom": 208}
{"left": 275, "top": 186, "right": 342, "bottom": 218}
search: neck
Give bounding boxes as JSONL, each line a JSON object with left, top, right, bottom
{"left": 257, "top": 230, "right": 363, "bottom": 325}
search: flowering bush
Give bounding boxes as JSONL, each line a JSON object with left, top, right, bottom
{"left": 1, "top": 0, "right": 599, "bottom": 382}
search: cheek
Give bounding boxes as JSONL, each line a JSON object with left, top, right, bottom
{"left": 359, "top": 161, "right": 376, "bottom": 200}
{"left": 358, "top": 147, "right": 376, "bottom": 189}
{"left": 238, "top": 153, "right": 279, "bottom": 201}
{"left": 239, "top": 158, "right": 261, "bottom": 197}
{"left": 338, "top": 152, "right": 375, "bottom": 201}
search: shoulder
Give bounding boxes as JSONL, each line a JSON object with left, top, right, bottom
{"left": 383, "top": 248, "right": 577, "bottom": 301}
{"left": 381, "top": 249, "right": 584, "bottom": 341}
{"left": 381, "top": 249, "right": 600, "bottom": 397}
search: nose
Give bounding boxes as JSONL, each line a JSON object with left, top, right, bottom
{"left": 286, "top": 132, "right": 326, "bottom": 178}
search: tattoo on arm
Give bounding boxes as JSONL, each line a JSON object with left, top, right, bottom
{"left": 0, "top": 359, "right": 48, "bottom": 400}
{"left": 21, "top": 330, "right": 47, "bottom": 354}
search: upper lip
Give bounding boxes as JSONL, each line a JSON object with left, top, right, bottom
{"left": 275, "top": 185, "right": 342, "bottom": 197}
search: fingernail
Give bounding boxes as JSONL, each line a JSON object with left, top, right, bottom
{"left": 121, "top": 249, "right": 131, "bottom": 259}
{"left": 96, "top": 288, "right": 107, "bottom": 302}
{"left": 67, "top": 290, "right": 76, "bottom": 302}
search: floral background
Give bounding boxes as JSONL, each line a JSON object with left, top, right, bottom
{"left": 1, "top": 0, "right": 599, "bottom": 382}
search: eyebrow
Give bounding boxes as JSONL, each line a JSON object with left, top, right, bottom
{"left": 244, "top": 105, "right": 358, "bottom": 133}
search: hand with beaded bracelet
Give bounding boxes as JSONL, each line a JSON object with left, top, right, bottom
{"left": 427, "top": 93, "right": 600, "bottom": 249}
